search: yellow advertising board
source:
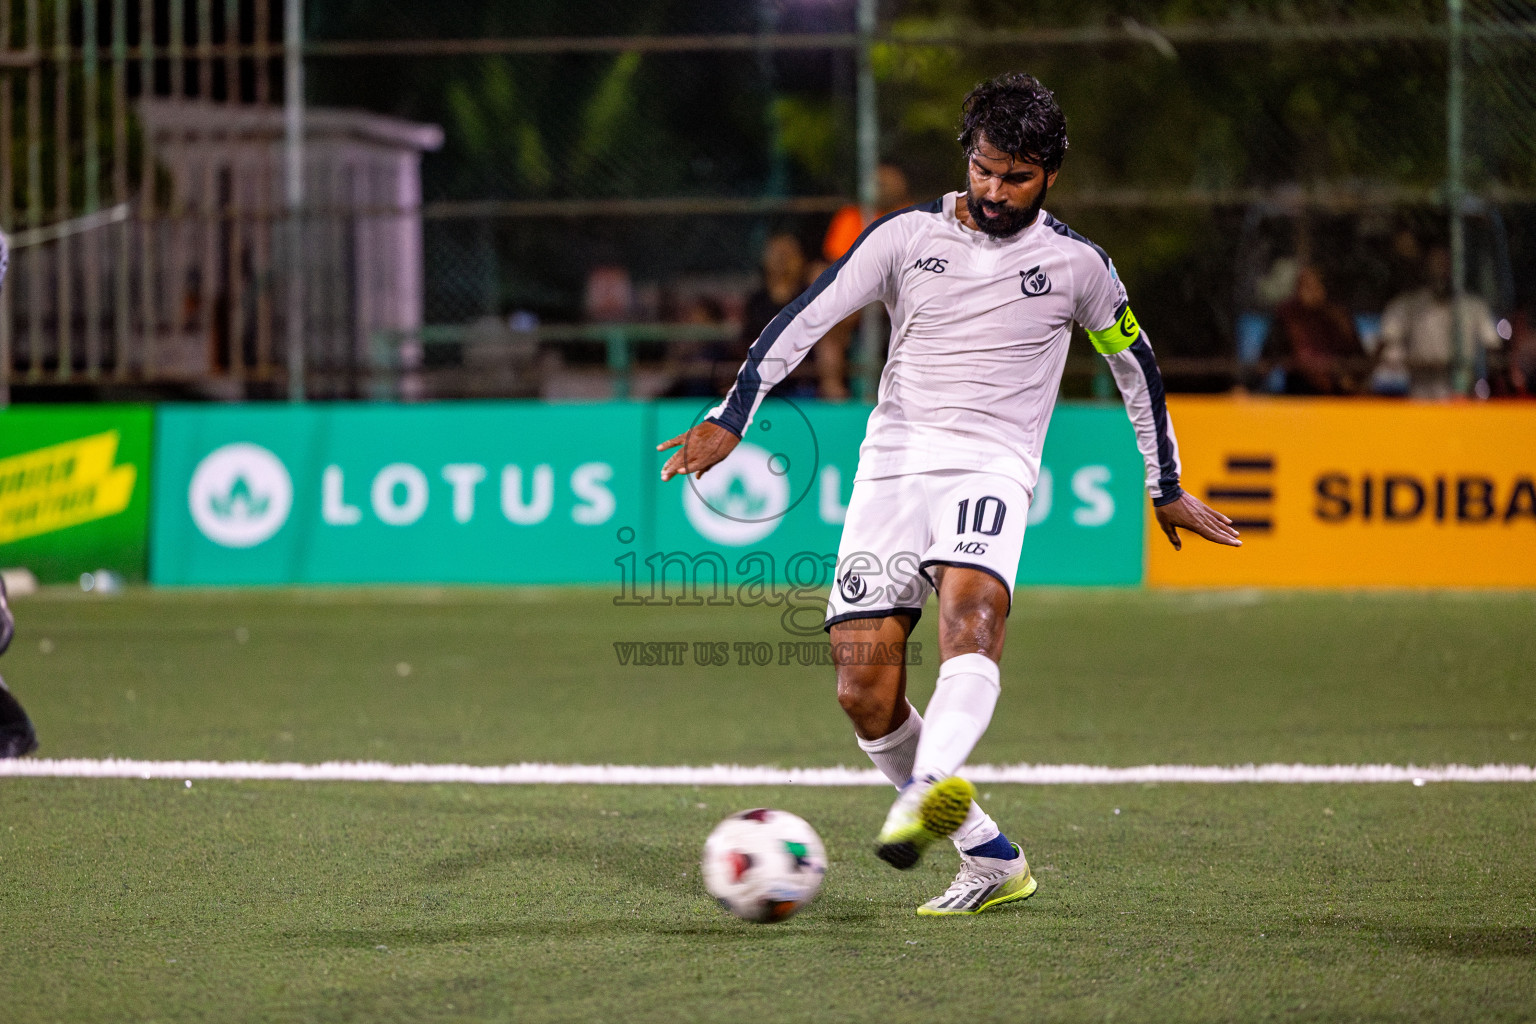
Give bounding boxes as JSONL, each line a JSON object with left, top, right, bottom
{"left": 0, "top": 431, "right": 137, "bottom": 544}
{"left": 1148, "top": 398, "right": 1536, "bottom": 587}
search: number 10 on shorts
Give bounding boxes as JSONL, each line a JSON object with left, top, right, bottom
{"left": 956, "top": 496, "right": 1007, "bottom": 536}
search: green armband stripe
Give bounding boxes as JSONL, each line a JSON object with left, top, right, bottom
{"left": 1087, "top": 305, "right": 1141, "bottom": 354}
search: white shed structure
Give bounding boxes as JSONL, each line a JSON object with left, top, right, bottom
{"left": 136, "top": 100, "right": 443, "bottom": 395}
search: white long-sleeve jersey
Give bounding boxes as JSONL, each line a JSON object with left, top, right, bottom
{"left": 708, "top": 192, "right": 1183, "bottom": 505}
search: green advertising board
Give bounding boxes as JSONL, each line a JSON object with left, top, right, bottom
{"left": 0, "top": 404, "right": 153, "bottom": 582}
{"left": 646, "top": 398, "right": 1144, "bottom": 595}
{"left": 151, "top": 403, "right": 648, "bottom": 585}
{"left": 151, "top": 400, "right": 1144, "bottom": 589}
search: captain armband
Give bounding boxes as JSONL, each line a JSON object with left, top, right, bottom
{"left": 1086, "top": 304, "right": 1141, "bottom": 355}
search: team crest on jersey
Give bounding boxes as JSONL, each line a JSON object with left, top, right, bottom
{"left": 838, "top": 570, "right": 868, "bottom": 603}
{"left": 1019, "top": 265, "right": 1052, "bottom": 297}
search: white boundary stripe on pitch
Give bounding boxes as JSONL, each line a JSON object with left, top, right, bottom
{"left": 1, "top": 759, "right": 1534, "bottom": 784}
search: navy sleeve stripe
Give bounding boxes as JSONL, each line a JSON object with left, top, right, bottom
{"left": 1127, "top": 334, "right": 1181, "bottom": 500}
{"left": 1042, "top": 212, "right": 1111, "bottom": 270}
{"left": 709, "top": 199, "right": 937, "bottom": 435}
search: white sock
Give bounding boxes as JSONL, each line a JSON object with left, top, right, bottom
{"left": 951, "top": 801, "right": 1001, "bottom": 851}
{"left": 856, "top": 703, "right": 922, "bottom": 788}
{"left": 912, "top": 652, "right": 1001, "bottom": 781}
{"left": 859, "top": 704, "right": 996, "bottom": 843}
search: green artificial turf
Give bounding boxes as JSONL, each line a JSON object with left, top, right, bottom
{"left": 3, "top": 781, "right": 1534, "bottom": 1023}
{"left": 3, "top": 587, "right": 1534, "bottom": 766}
{"left": 2, "top": 588, "right": 1534, "bottom": 1022}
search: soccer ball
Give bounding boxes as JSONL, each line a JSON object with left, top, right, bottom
{"left": 702, "top": 808, "right": 827, "bottom": 923}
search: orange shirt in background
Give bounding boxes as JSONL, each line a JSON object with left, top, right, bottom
{"left": 822, "top": 205, "right": 867, "bottom": 263}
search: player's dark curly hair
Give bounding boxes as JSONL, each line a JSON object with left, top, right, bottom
{"left": 957, "top": 72, "right": 1068, "bottom": 171}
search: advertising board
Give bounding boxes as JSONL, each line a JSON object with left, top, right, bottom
{"left": 152, "top": 403, "right": 646, "bottom": 585}
{"left": 0, "top": 405, "right": 153, "bottom": 581}
{"left": 647, "top": 399, "right": 1143, "bottom": 586}
{"left": 1148, "top": 398, "right": 1536, "bottom": 587}
{"left": 153, "top": 401, "right": 1147, "bottom": 590}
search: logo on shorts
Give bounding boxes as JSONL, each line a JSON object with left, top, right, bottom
{"left": 188, "top": 443, "right": 293, "bottom": 548}
{"left": 837, "top": 570, "right": 868, "bottom": 604}
{"left": 1019, "top": 265, "right": 1052, "bottom": 297}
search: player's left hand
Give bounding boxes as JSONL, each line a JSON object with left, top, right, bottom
{"left": 657, "top": 421, "right": 740, "bottom": 481}
{"left": 1155, "top": 492, "right": 1242, "bottom": 550}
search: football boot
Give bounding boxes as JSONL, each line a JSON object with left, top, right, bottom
{"left": 874, "top": 774, "right": 975, "bottom": 870}
{"left": 917, "top": 843, "right": 1037, "bottom": 915}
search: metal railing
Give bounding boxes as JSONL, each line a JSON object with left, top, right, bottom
{"left": 369, "top": 322, "right": 741, "bottom": 401}
{"left": 368, "top": 322, "right": 1372, "bottom": 403}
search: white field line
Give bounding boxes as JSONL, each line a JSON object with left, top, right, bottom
{"left": 0, "top": 759, "right": 1534, "bottom": 784}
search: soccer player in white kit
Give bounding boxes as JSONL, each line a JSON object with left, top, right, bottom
{"left": 661, "top": 73, "right": 1240, "bottom": 914}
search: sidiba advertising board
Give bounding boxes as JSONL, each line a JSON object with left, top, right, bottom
{"left": 1148, "top": 398, "right": 1536, "bottom": 587}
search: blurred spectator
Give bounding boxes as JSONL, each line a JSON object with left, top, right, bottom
{"left": 739, "top": 233, "right": 823, "bottom": 397}
{"left": 1253, "top": 255, "right": 1300, "bottom": 310}
{"left": 813, "top": 164, "right": 916, "bottom": 400}
{"left": 822, "top": 164, "right": 915, "bottom": 262}
{"left": 1385, "top": 227, "right": 1425, "bottom": 298}
{"left": 583, "top": 264, "right": 634, "bottom": 323}
{"left": 1263, "top": 265, "right": 1364, "bottom": 394}
{"left": 1377, "top": 246, "right": 1501, "bottom": 399}
{"left": 1506, "top": 309, "right": 1536, "bottom": 397}
{"left": 661, "top": 296, "right": 732, "bottom": 398}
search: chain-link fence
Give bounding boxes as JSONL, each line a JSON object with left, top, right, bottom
{"left": 3, "top": 1, "right": 1534, "bottom": 402}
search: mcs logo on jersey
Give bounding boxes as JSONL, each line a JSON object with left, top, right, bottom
{"left": 188, "top": 443, "right": 293, "bottom": 548}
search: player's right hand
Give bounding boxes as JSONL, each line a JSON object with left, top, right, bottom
{"left": 657, "top": 421, "right": 740, "bottom": 482}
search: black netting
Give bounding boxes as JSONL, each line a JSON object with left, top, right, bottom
{"left": 7, "top": 0, "right": 1536, "bottom": 396}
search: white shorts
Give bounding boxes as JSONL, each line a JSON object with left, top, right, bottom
{"left": 823, "top": 470, "right": 1032, "bottom": 630}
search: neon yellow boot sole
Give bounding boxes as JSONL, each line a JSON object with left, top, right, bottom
{"left": 875, "top": 776, "right": 976, "bottom": 870}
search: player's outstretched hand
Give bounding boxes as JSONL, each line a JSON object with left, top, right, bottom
{"left": 1155, "top": 492, "right": 1242, "bottom": 551}
{"left": 657, "top": 421, "right": 740, "bottom": 482}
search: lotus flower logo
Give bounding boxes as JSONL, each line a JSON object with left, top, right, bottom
{"left": 188, "top": 443, "right": 292, "bottom": 548}
{"left": 682, "top": 442, "right": 789, "bottom": 546}
{"left": 207, "top": 475, "right": 271, "bottom": 520}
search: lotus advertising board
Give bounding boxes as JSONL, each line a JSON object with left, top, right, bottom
{"left": 151, "top": 401, "right": 1146, "bottom": 588}
{"left": 647, "top": 399, "right": 1145, "bottom": 597}
{"left": 151, "top": 403, "right": 646, "bottom": 585}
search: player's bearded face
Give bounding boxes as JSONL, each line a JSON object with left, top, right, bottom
{"left": 965, "top": 185, "right": 1045, "bottom": 239}
{"left": 964, "top": 145, "right": 1052, "bottom": 239}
